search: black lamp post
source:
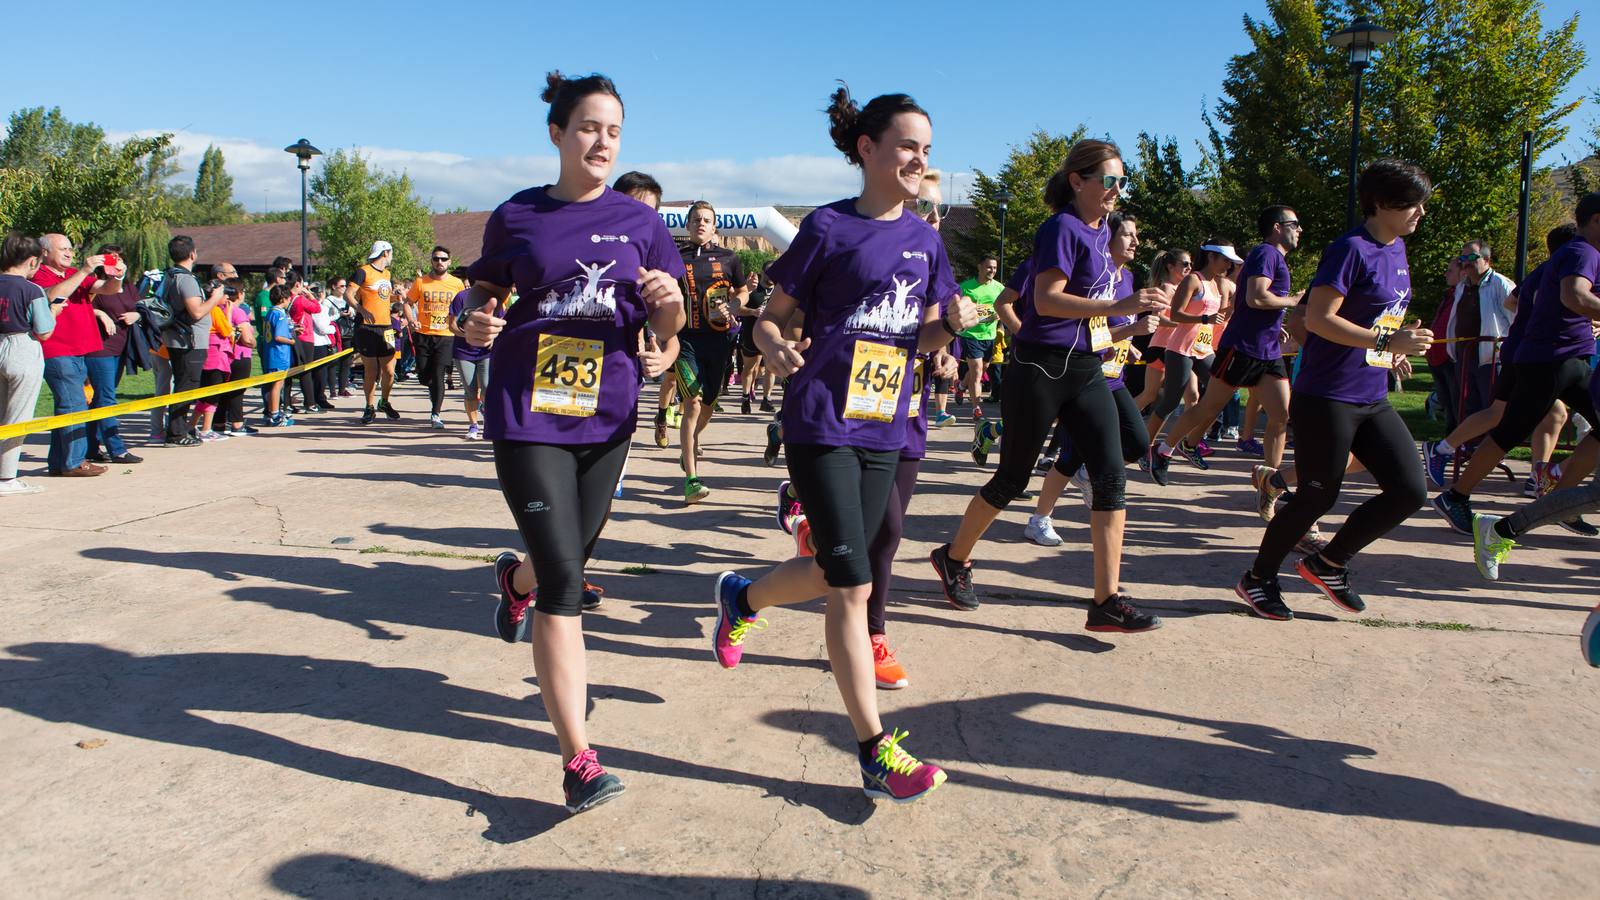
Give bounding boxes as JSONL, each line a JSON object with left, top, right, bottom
{"left": 283, "top": 138, "right": 323, "bottom": 279}
{"left": 1329, "top": 17, "right": 1395, "bottom": 227}
{"left": 997, "top": 188, "right": 1013, "bottom": 275}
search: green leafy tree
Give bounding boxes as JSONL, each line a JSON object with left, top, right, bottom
{"left": 1206, "top": 0, "right": 1585, "bottom": 310}
{"left": 0, "top": 107, "right": 106, "bottom": 171}
{"left": 1566, "top": 87, "right": 1600, "bottom": 197}
{"left": 1121, "top": 133, "right": 1222, "bottom": 281}
{"left": 309, "top": 148, "right": 435, "bottom": 280}
{"left": 735, "top": 247, "right": 776, "bottom": 279}
{"left": 175, "top": 144, "right": 246, "bottom": 226}
{"left": 947, "top": 127, "right": 1086, "bottom": 279}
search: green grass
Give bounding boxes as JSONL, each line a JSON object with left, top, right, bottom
{"left": 357, "top": 545, "right": 498, "bottom": 563}
{"left": 1357, "top": 617, "right": 1477, "bottom": 632}
{"left": 620, "top": 565, "right": 659, "bottom": 575}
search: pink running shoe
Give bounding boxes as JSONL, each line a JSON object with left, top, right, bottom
{"left": 1194, "top": 439, "right": 1215, "bottom": 458}
{"left": 711, "top": 571, "right": 766, "bottom": 669}
{"left": 860, "top": 728, "right": 946, "bottom": 803}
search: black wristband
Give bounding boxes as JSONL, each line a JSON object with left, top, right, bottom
{"left": 941, "top": 317, "right": 960, "bottom": 338}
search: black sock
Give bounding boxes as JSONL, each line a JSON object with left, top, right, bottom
{"left": 734, "top": 585, "right": 756, "bottom": 619}
{"left": 1269, "top": 470, "right": 1289, "bottom": 490}
{"left": 858, "top": 732, "right": 886, "bottom": 764}
{"left": 1493, "top": 518, "right": 1517, "bottom": 540}
{"left": 1445, "top": 488, "right": 1469, "bottom": 503}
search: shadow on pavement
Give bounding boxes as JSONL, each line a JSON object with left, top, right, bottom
{"left": 270, "top": 853, "right": 872, "bottom": 898}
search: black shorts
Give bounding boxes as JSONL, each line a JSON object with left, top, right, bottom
{"left": 785, "top": 443, "right": 899, "bottom": 588}
{"left": 1489, "top": 357, "right": 1599, "bottom": 450}
{"left": 1214, "top": 347, "right": 1289, "bottom": 388}
{"left": 676, "top": 330, "right": 733, "bottom": 402}
{"left": 959, "top": 336, "right": 995, "bottom": 361}
{"left": 1492, "top": 360, "right": 1519, "bottom": 403}
{"left": 737, "top": 323, "right": 761, "bottom": 358}
{"left": 354, "top": 323, "right": 396, "bottom": 359}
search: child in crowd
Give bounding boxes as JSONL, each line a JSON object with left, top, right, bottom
{"left": 261, "top": 285, "right": 296, "bottom": 427}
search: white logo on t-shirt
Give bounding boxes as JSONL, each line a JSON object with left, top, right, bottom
{"left": 590, "top": 234, "right": 630, "bottom": 243}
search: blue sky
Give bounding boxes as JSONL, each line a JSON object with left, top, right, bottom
{"left": 5, "top": 0, "right": 1596, "bottom": 212}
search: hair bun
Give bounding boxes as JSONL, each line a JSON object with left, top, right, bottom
{"left": 541, "top": 70, "right": 568, "bottom": 104}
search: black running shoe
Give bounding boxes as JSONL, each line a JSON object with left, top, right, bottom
{"left": 360, "top": 405, "right": 376, "bottom": 425}
{"left": 1235, "top": 572, "right": 1294, "bottom": 621}
{"left": 581, "top": 580, "right": 604, "bottom": 611}
{"left": 493, "top": 551, "right": 532, "bottom": 643}
{"left": 741, "top": 394, "right": 752, "bottom": 415}
{"left": 1294, "top": 554, "right": 1366, "bottom": 613}
{"left": 1559, "top": 516, "right": 1599, "bottom": 537}
{"left": 1175, "top": 441, "right": 1210, "bottom": 471}
{"left": 1085, "top": 593, "right": 1163, "bottom": 633}
{"left": 1145, "top": 446, "right": 1171, "bottom": 486}
{"left": 929, "top": 543, "right": 978, "bottom": 611}
{"left": 760, "top": 399, "right": 775, "bottom": 413}
{"left": 763, "top": 422, "right": 782, "bottom": 467}
{"left": 562, "top": 749, "right": 625, "bottom": 814}
{"left": 1431, "top": 490, "right": 1474, "bottom": 536}
{"left": 379, "top": 400, "right": 401, "bottom": 420}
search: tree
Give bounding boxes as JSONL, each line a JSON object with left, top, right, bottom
{"left": 947, "top": 127, "right": 1086, "bottom": 279}
{"left": 1, "top": 109, "right": 174, "bottom": 273}
{"left": 1206, "top": 0, "right": 1585, "bottom": 310}
{"left": 175, "top": 145, "right": 246, "bottom": 226}
{"left": 310, "top": 148, "right": 435, "bottom": 280}
{"left": 1566, "top": 87, "right": 1600, "bottom": 197}
{"left": 1121, "top": 133, "right": 1221, "bottom": 281}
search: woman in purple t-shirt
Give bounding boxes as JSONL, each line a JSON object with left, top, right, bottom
{"left": 932, "top": 139, "right": 1172, "bottom": 634}
{"left": 1239, "top": 159, "right": 1434, "bottom": 620}
{"left": 709, "top": 87, "right": 975, "bottom": 805}
{"left": 457, "top": 72, "right": 685, "bottom": 816}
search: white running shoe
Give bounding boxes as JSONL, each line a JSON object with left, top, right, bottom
{"left": 0, "top": 478, "right": 43, "bottom": 496}
{"left": 1069, "top": 466, "right": 1093, "bottom": 510}
{"left": 1024, "top": 514, "right": 1063, "bottom": 547}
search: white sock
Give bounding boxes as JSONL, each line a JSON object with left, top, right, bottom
{"left": 1157, "top": 440, "right": 1174, "bottom": 457}
{"left": 1434, "top": 439, "right": 1455, "bottom": 456}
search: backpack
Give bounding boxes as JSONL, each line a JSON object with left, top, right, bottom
{"left": 137, "top": 267, "right": 194, "bottom": 348}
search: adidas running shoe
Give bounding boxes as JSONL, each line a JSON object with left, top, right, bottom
{"left": 1235, "top": 571, "right": 1293, "bottom": 621}
{"left": 1294, "top": 554, "right": 1365, "bottom": 613}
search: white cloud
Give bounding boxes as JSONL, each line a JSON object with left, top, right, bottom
{"left": 108, "top": 130, "right": 861, "bottom": 213}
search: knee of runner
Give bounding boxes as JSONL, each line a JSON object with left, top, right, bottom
{"left": 1088, "top": 470, "right": 1126, "bottom": 511}
{"left": 529, "top": 563, "right": 585, "bottom": 617}
{"left": 1051, "top": 455, "right": 1077, "bottom": 478}
{"left": 1290, "top": 479, "right": 1341, "bottom": 515}
{"left": 817, "top": 546, "right": 873, "bottom": 590}
{"left": 979, "top": 473, "right": 1027, "bottom": 509}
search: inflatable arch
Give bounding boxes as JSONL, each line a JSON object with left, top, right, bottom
{"left": 657, "top": 206, "right": 799, "bottom": 251}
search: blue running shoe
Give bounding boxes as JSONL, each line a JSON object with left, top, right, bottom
{"left": 1423, "top": 440, "right": 1449, "bottom": 490}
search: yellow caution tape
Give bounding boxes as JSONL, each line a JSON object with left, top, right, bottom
{"left": 0, "top": 348, "right": 354, "bottom": 441}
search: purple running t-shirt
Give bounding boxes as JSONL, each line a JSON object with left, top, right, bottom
{"left": 768, "top": 199, "right": 958, "bottom": 452}
{"left": 469, "top": 186, "right": 685, "bottom": 444}
{"left": 1514, "top": 236, "right": 1599, "bottom": 364}
{"left": 1295, "top": 225, "right": 1413, "bottom": 405}
{"left": 1499, "top": 261, "right": 1548, "bottom": 363}
{"left": 1016, "top": 212, "right": 1116, "bottom": 352}
{"left": 1218, "top": 242, "right": 1291, "bottom": 359}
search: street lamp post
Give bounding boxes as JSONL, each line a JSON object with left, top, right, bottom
{"left": 1329, "top": 17, "right": 1395, "bottom": 227}
{"left": 997, "top": 188, "right": 1012, "bottom": 276}
{"left": 283, "top": 139, "right": 323, "bottom": 279}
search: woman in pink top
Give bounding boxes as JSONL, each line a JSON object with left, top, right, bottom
{"left": 1132, "top": 248, "right": 1193, "bottom": 412}
{"left": 1145, "top": 240, "right": 1240, "bottom": 452}
{"left": 219, "top": 280, "right": 258, "bottom": 435}
{"left": 194, "top": 279, "right": 240, "bottom": 442}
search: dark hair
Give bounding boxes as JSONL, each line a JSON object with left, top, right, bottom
{"left": 168, "top": 235, "right": 195, "bottom": 263}
{"left": 825, "top": 83, "right": 929, "bottom": 167}
{"left": 979, "top": 254, "right": 999, "bottom": 265}
{"left": 1043, "top": 139, "right": 1123, "bottom": 213}
{"left": 613, "top": 171, "right": 662, "bottom": 197}
{"left": 1108, "top": 211, "right": 1138, "bottom": 236}
{"left": 95, "top": 243, "right": 123, "bottom": 255}
{"left": 1357, "top": 158, "right": 1431, "bottom": 217}
{"left": 1575, "top": 192, "right": 1600, "bottom": 229}
{"left": 431, "top": 245, "right": 450, "bottom": 257}
{"left": 1257, "top": 205, "right": 1294, "bottom": 239}
{"left": 271, "top": 255, "right": 293, "bottom": 270}
{"left": 284, "top": 268, "right": 303, "bottom": 288}
{"left": 542, "top": 70, "right": 623, "bottom": 128}
{"left": 1547, "top": 222, "right": 1580, "bottom": 254}
{"left": 269, "top": 284, "right": 290, "bottom": 304}
{"left": 1150, "top": 248, "right": 1189, "bottom": 284}
{"left": 686, "top": 200, "right": 717, "bottom": 224}
{"left": 1464, "top": 238, "right": 1492, "bottom": 261}
{"left": 1, "top": 231, "right": 41, "bottom": 269}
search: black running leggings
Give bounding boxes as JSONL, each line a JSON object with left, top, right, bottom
{"left": 494, "top": 437, "right": 629, "bottom": 616}
{"left": 981, "top": 341, "right": 1125, "bottom": 512}
{"left": 786, "top": 443, "right": 899, "bottom": 588}
{"left": 1499, "top": 478, "right": 1600, "bottom": 538}
{"left": 1055, "top": 385, "right": 1145, "bottom": 476}
{"left": 221, "top": 356, "right": 252, "bottom": 424}
{"left": 1151, "top": 349, "right": 1215, "bottom": 419}
{"left": 414, "top": 333, "right": 453, "bottom": 414}
{"left": 865, "top": 457, "right": 921, "bottom": 635}
{"left": 1252, "top": 393, "right": 1426, "bottom": 577}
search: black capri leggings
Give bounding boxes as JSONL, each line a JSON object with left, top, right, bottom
{"left": 1151, "top": 349, "right": 1215, "bottom": 419}
{"left": 1055, "top": 385, "right": 1146, "bottom": 476}
{"left": 494, "top": 437, "right": 629, "bottom": 616}
{"left": 1252, "top": 393, "right": 1426, "bottom": 577}
{"left": 222, "top": 356, "right": 252, "bottom": 423}
{"left": 980, "top": 341, "right": 1125, "bottom": 512}
{"left": 866, "top": 457, "right": 920, "bottom": 635}
{"left": 1488, "top": 358, "right": 1599, "bottom": 452}
{"left": 786, "top": 443, "right": 899, "bottom": 588}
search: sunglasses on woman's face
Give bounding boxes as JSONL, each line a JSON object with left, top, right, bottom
{"left": 1089, "top": 174, "right": 1130, "bottom": 191}
{"left": 914, "top": 198, "right": 950, "bottom": 220}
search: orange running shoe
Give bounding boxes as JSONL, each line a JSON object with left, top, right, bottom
{"left": 792, "top": 515, "right": 815, "bottom": 558}
{"left": 871, "top": 633, "right": 908, "bottom": 689}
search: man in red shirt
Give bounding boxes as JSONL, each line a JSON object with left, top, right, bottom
{"left": 32, "top": 234, "right": 121, "bottom": 476}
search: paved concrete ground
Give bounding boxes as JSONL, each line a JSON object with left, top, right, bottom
{"left": 2, "top": 380, "right": 1597, "bottom": 898}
